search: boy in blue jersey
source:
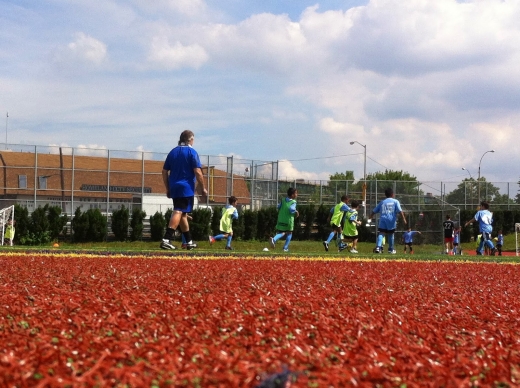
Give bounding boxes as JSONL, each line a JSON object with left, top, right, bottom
{"left": 402, "top": 227, "right": 421, "bottom": 254}
{"left": 323, "top": 195, "right": 350, "bottom": 252}
{"left": 209, "top": 196, "right": 239, "bottom": 250}
{"left": 496, "top": 229, "right": 503, "bottom": 256}
{"left": 452, "top": 226, "right": 462, "bottom": 255}
{"left": 161, "top": 130, "right": 208, "bottom": 250}
{"left": 464, "top": 201, "right": 496, "bottom": 256}
{"left": 370, "top": 188, "right": 407, "bottom": 254}
{"left": 270, "top": 188, "right": 299, "bottom": 252}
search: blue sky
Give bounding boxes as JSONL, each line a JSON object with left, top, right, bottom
{"left": 1, "top": 0, "right": 519, "bottom": 184}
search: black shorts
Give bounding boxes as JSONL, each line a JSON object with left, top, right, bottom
{"left": 173, "top": 196, "right": 194, "bottom": 213}
{"left": 378, "top": 228, "right": 395, "bottom": 234}
{"left": 405, "top": 242, "right": 413, "bottom": 247}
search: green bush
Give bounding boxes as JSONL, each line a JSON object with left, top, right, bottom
{"left": 130, "top": 208, "right": 146, "bottom": 241}
{"left": 72, "top": 207, "right": 107, "bottom": 242}
{"left": 111, "top": 206, "right": 130, "bottom": 241}
{"left": 257, "top": 207, "right": 278, "bottom": 241}
{"left": 211, "top": 206, "right": 223, "bottom": 235}
{"left": 190, "top": 208, "right": 212, "bottom": 240}
{"left": 149, "top": 211, "right": 166, "bottom": 241}
{"left": 47, "top": 205, "right": 68, "bottom": 240}
{"left": 242, "top": 209, "right": 257, "bottom": 241}
{"left": 13, "top": 204, "right": 30, "bottom": 244}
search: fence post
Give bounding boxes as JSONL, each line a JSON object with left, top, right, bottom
{"left": 33, "top": 146, "right": 37, "bottom": 209}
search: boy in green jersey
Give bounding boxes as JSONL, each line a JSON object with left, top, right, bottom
{"left": 323, "top": 195, "right": 350, "bottom": 252}
{"left": 270, "top": 188, "right": 299, "bottom": 252}
{"left": 339, "top": 200, "right": 361, "bottom": 253}
{"left": 209, "top": 196, "right": 238, "bottom": 250}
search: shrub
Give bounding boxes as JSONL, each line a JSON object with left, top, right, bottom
{"left": 149, "top": 211, "right": 166, "bottom": 241}
{"left": 47, "top": 205, "right": 68, "bottom": 240}
{"left": 111, "top": 206, "right": 130, "bottom": 241}
{"left": 211, "top": 207, "right": 223, "bottom": 235}
{"left": 190, "top": 208, "right": 212, "bottom": 241}
{"left": 130, "top": 208, "right": 146, "bottom": 241}
{"left": 242, "top": 209, "right": 258, "bottom": 241}
{"left": 13, "top": 204, "right": 30, "bottom": 244}
{"left": 85, "top": 209, "right": 107, "bottom": 242}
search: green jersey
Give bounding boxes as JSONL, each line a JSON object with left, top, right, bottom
{"left": 330, "top": 202, "right": 350, "bottom": 227}
{"left": 220, "top": 205, "right": 237, "bottom": 233}
{"left": 343, "top": 209, "right": 358, "bottom": 237}
{"left": 276, "top": 198, "right": 297, "bottom": 231}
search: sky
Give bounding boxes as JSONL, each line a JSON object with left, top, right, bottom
{"left": 1, "top": 0, "right": 519, "bottom": 185}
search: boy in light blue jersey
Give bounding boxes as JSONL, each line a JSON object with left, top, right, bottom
{"left": 323, "top": 195, "right": 350, "bottom": 252}
{"left": 496, "top": 229, "right": 503, "bottom": 256}
{"left": 370, "top": 188, "right": 407, "bottom": 254}
{"left": 209, "top": 196, "right": 239, "bottom": 250}
{"left": 402, "top": 227, "right": 421, "bottom": 254}
{"left": 452, "top": 226, "right": 462, "bottom": 255}
{"left": 464, "top": 201, "right": 496, "bottom": 256}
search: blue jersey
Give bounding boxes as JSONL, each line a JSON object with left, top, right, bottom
{"left": 474, "top": 210, "right": 493, "bottom": 234}
{"left": 373, "top": 197, "right": 403, "bottom": 230}
{"left": 163, "top": 145, "right": 202, "bottom": 198}
{"left": 453, "top": 230, "right": 460, "bottom": 244}
{"left": 403, "top": 231, "right": 417, "bottom": 244}
{"left": 497, "top": 234, "right": 504, "bottom": 245}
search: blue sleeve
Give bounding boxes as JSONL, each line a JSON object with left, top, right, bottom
{"left": 232, "top": 209, "right": 239, "bottom": 219}
{"left": 340, "top": 204, "right": 350, "bottom": 212}
{"left": 330, "top": 207, "right": 334, "bottom": 214}
{"left": 191, "top": 149, "right": 202, "bottom": 169}
{"left": 395, "top": 199, "right": 402, "bottom": 213}
{"left": 289, "top": 202, "right": 297, "bottom": 214}
{"left": 373, "top": 202, "right": 381, "bottom": 214}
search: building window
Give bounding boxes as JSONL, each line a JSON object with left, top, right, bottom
{"left": 18, "top": 175, "right": 27, "bottom": 189}
{"left": 38, "top": 176, "right": 48, "bottom": 190}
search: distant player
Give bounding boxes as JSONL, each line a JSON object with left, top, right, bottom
{"left": 339, "top": 200, "right": 361, "bottom": 253}
{"left": 464, "top": 201, "right": 496, "bottom": 256}
{"left": 323, "top": 195, "right": 350, "bottom": 252}
{"left": 442, "top": 215, "right": 455, "bottom": 255}
{"left": 209, "top": 196, "right": 239, "bottom": 250}
{"left": 402, "top": 227, "right": 421, "bottom": 254}
{"left": 496, "top": 229, "right": 504, "bottom": 256}
{"left": 370, "top": 188, "right": 407, "bottom": 254}
{"left": 452, "top": 226, "right": 462, "bottom": 255}
{"left": 270, "top": 188, "right": 299, "bottom": 252}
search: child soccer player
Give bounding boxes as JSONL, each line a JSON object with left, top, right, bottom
{"left": 209, "top": 196, "right": 238, "bottom": 250}
{"left": 496, "top": 229, "right": 504, "bottom": 256}
{"left": 452, "top": 226, "right": 462, "bottom": 255}
{"left": 4, "top": 219, "right": 15, "bottom": 246}
{"left": 270, "top": 188, "right": 299, "bottom": 252}
{"left": 464, "top": 201, "right": 496, "bottom": 256}
{"left": 370, "top": 188, "right": 407, "bottom": 254}
{"left": 402, "top": 227, "right": 421, "bottom": 254}
{"left": 323, "top": 195, "right": 350, "bottom": 252}
{"left": 443, "top": 215, "right": 455, "bottom": 255}
{"left": 339, "top": 200, "right": 361, "bottom": 253}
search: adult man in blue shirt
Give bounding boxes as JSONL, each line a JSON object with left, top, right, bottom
{"left": 161, "top": 130, "right": 207, "bottom": 250}
{"left": 370, "top": 187, "right": 407, "bottom": 254}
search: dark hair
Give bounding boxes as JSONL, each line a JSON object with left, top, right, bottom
{"left": 480, "top": 201, "right": 489, "bottom": 209}
{"left": 228, "top": 196, "right": 237, "bottom": 204}
{"left": 350, "top": 200, "right": 359, "bottom": 208}
{"left": 340, "top": 194, "right": 349, "bottom": 202}
{"left": 446, "top": 215, "right": 451, "bottom": 219}
{"left": 178, "top": 130, "right": 194, "bottom": 145}
{"left": 287, "top": 187, "right": 297, "bottom": 197}
{"left": 384, "top": 188, "right": 393, "bottom": 198}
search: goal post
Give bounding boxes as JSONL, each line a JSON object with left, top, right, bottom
{"left": 516, "top": 223, "right": 520, "bottom": 257}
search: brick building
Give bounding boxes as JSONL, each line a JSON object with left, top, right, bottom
{"left": 0, "top": 150, "right": 251, "bottom": 215}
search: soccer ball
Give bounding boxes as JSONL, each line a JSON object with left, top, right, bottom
{"left": 263, "top": 247, "right": 269, "bottom": 252}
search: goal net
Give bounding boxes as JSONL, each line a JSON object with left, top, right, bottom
{"left": 0, "top": 205, "right": 14, "bottom": 246}
{"left": 516, "top": 223, "right": 520, "bottom": 257}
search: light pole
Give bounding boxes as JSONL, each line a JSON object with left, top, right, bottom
{"left": 462, "top": 167, "right": 473, "bottom": 209}
{"left": 477, "top": 150, "right": 494, "bottom": 203}
{"left": 350, "top": 141, "right": 367, "bottom": 219}
{"left": 5, "top": 112, "right": 7, "bottom": 149}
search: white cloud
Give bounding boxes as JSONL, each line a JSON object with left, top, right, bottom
{"left": 62, "top": 33, "right": 108, "bottom": 65}
{"left": 319, "top": 117, "right": 364, "bottom": 134}
{"left": 148, "top": 37, "right": 208, "bottom": 70}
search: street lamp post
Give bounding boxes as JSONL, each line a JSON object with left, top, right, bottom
{"left": 350, "top": 141, "right": 367, "bottom": 219}
{"left": 477, "top": 150, "right": 495, "bottom": 204}
{"left": 462, "top": 167, "right": 473, "bottom": 209}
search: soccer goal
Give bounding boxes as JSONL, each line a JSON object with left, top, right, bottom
{"left": 516, "top": 223, "right": 520, "bottom": 257}
{"left": 0, "top": 205, "right": 14, "bottom": 246}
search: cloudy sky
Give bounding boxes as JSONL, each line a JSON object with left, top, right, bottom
{"left": 1, "top": 0, "right": 519, "bottom": 184}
